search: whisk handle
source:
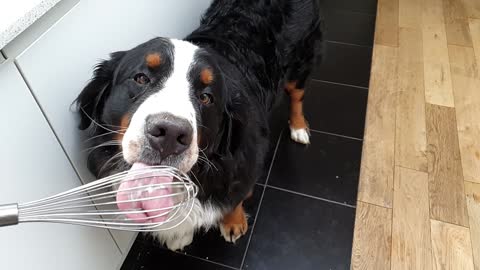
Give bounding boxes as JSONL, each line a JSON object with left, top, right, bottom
{"left": 0, "top": 203, "right": 19, "bottom": 227}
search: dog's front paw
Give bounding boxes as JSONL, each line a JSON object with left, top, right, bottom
{"left": 165, "top": 231, "right": 194, "bottom": 251}
{"left": 290, "top": 126, "right": 310, "bottom": 144}
{"left": 220, "top": 217, "right": 248, "bottom": 243}
{"left": 220, "top": 204, "right": 248, "bottom": 243}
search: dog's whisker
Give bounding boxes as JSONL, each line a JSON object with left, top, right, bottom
{"left": 80, "top": 106, "right": 124, "bottom": 134}
{"left": 197, "top": 157, "right": 213, "bottom": 172}
{"left": 196, "top": 155, "right": 211, "bottom": 169}
{"left": 98, "top": 151, "right": 124, "bottom": 176}
{"left": 197, "top": 124, "right": 211, "bottom": 132}
{"left": 111, "top": 157, "right": 127, "bottom": 172}
{"left": 199, "top": 149, "right": 218, "bottom": 171}
{"left": 82, "top": 141, "right": 122, "bottom": 153}
{"left": 200, "top": 157, "right": 216, "bottom": 172}
{"left": 188, "top": 171, "right": 205, "bottom": 194}
{"left": 83, "top": 131, "right": 126, "bottom": 142}
{"left": 84, "top": 142, "right": 122, "bottom": 152}
{"left": 101, "top": 123, "right": 124, "bottom": 128}
{"left": 202, "top": 157, "right": 217, "bottom": 172}
{"left": 131, "top": 89, "right": 148, "bottom": 100}
{"left": 198, "top": 142, "right": 210, "bottom": 152}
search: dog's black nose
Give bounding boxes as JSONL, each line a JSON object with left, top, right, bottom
{"left": 145, "top": 114, "right": 193, "bottom": 158}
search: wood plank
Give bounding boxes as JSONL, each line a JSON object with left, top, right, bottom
{"left": 399, "top": 0, "right": 422, "bottom": 28}
{"left": 448, "top": 45, "right": 479, "bottom": 78}
{"left": 470, "top": 19, "right": 480, "bottom": 69}
{"left": 451, "top": 77, "right": 480, "bottom": 183}
{"left": 391, "top": 167, "right": 432, "bottom": 270}
{"left": 395, "top": 27, "right": 428, "bottom": 171}
{"left": 462, "top": 0, "right": 480, "bottom": 19}
{"left": 445, "top": 18, "right": 473, "bottom": 46}
{"left": 443, "top": 0, "right": 473, "bottom": 46}
{"left": 422, "top": 23, "right": 455, "bottom": 107}
{"left": 351, "top": 202, "right": 392, "bottom": 270}
{"left": 375, "top": 0, "right": 399, "bottom": 46}
{"left": 443, "top": 0, "right": 469, "bottom": 19}
{"left": 448, "top": 45, "right": 480, "bottom": 183}
{"left": 426, "top": 104, "right": 469, "bottom": 226}
{"left": 423, "top": 0, "right": 446, "bottom": 25}
{"left": 451, "top": 98, "right": 480, "bottom": 184}
{"left": 422, "top": 0, "right": 455, "bottom": 107}
{"left": 465, "top": 181, "right": 480, "bottom": 270}
{"left": 430, "top": 219, "right": 475, "bottom": 270}
{"left": 358, "top": 45, "right": 398, "bottom": 208}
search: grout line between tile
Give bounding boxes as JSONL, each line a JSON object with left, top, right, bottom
{"left": 266, "top": 184, "right": 357, "bottom": 209}
{"left": 326, "top": 40, "right": 374, "bottom": 48}
{"left": 263, "top": 130, "right": 282, "bottom": 186}
{"left": 310, "top": 78, "right": 369, "bottom": 90}
{"left": 174, "top": 250, "right": 239, "bottom": 270}
{"left": 239, "top": 129, "right": 284, "bottom": 269}
{"left": 309, "top": 129, "right": 364, "bottom": 141}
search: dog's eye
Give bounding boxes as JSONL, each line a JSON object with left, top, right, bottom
{"left": 199, "top": 93, "right": 213, "bottom": 105}
{"left": 133, "top": 73, "right": 150, "bottom": 85}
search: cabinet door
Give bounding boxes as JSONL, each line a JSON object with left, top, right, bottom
{"left": 0, "top": 62, "right": 121, "bottom": 270}
{"left": 10, "top": 0, "right": 211, "bottom": 252}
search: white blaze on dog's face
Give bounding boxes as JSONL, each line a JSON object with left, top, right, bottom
{"left": 77, "top": 37, "right": 224, "bottom": 176}
{"left": 122, "top": 39, "right": 200, "bottom": 172}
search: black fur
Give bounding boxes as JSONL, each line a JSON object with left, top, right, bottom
{"left": 75, "top": 0, "right": 322, "bottom": 213}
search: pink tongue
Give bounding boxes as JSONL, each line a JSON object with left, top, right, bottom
{"left": 116, "top": 163, "right": 174, "bottom": 223}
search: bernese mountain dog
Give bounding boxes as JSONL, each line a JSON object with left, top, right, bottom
{"left": 75, "top": 0, "right": 323, "bottom": 250}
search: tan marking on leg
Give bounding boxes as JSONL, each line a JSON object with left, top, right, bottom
{"left": 220, "top": 202, "right": 248, "bottom": 243}
{"left": 285, "top": 81, "right": 308, "bottom": 130}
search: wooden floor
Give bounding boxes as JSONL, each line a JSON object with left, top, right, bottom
{"left": 351, "top": 0, "right": 480, "bottom": 269}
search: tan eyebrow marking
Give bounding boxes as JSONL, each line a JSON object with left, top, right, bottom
{"left": 200, "top": 68, "right": 213, "bottom": 84}
{"left": 145, "top": 53, "right": 162, "bottom": 68}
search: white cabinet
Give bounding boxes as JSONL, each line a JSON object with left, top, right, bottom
{"left": 7, "top": 0, "right": 211, "bottom": 253}
{"left": 0, "top": 62, "right": 121, "bottom": 270}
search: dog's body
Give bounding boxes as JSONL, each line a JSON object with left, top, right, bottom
{"left": 76, "top": 0, "right": 322, "bottom": 250}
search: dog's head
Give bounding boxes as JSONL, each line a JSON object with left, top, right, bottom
{"left": 76, "top": 38, "right": 240, "bottom": 176}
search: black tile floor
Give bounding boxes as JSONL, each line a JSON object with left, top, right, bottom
{"left": 121, "top": 1, "right": 376, "bottom": 269}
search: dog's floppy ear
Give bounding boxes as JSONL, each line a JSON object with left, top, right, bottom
{"left": 75, "top": 51, "right": 126, "bottom": 130}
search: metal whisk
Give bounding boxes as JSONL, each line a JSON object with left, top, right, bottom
{"left": 0, "top": 166, "right": 198, "bottom": 231}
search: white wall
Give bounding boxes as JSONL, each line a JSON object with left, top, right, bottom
{"left": 0, "top": 61, "right": 121, "bottom": 270}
